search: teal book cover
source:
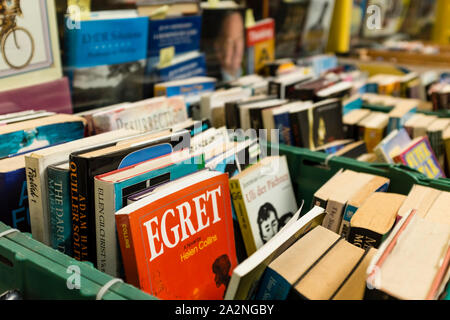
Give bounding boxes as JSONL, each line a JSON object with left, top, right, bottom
{"left": 0, "top": 122, "right": 85, "bottom": 158}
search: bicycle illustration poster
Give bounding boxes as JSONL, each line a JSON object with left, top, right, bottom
{"left": 0, "top": 0, "right": 53, "bottom": 78}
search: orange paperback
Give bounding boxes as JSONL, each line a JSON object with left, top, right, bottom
{"left": 115, "top": 172, "right": 237, "bottom": 299}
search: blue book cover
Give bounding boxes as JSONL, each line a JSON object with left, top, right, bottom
{"left": 0, "top": 168, "right": 30, "bottom": 232}
{"left": 48, "top": 162, "right": 72, "bottom": 256}
{"left": 375, "top": 128, "right": 412, "bottom": 163}
{"left": 64, "top": 15, "right": 149, "bottom": 68}
{"left": 147, "top": 15, "right": 202, "bottom": 59}
{"left": 255, "top": 267, "right": 292, "bottom": 300}
{"left": 0, "top": 122, "right": 85, "bottom": 158}
{"left": 154, "top": 53, "right": 206, "bottom": 83}
{"left": 274, "top": 112, "right": 294, "bottom": 146}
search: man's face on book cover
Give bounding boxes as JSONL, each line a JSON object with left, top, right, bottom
{"left": 214, "top": 11, "right": 244, "bottom": 80}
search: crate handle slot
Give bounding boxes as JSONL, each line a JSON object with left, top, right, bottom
{"left": 0, "top": 254, "right": 13, "bottom": 268}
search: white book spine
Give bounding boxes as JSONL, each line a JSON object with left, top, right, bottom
{"left": 25, "top": 155, "right": 50, "bottom": 245}
{"left": 94, "top": 177, "right": 119, "bottom": 277}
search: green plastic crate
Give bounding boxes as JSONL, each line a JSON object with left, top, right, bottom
{"left": 362, "top": 103, "right": 450, "bottom": 118}
{"left": 0, "top": 222, "right": 156, "bottom": 300}
{"left": 273, "top": 144, "right": 450, "bottom": 213}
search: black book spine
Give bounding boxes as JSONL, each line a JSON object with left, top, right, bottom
{"left": 289, "top": 112, "right": 302, "bottom": 147}
{"left": 70, "top": 155, "right": 91, "bottom": 264}
{"left": 348, "top": 227, "right": 382, "bottom": 250}
{"left": 225, "top": 102, "right": 239, "bottom": 129}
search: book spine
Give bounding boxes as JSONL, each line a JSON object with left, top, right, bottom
{"left": 255, "top": 267, "right": 292, "bottom": 300}
{"left": 94, "top": 178, "right": 120, "bottom": 277}
{"left": 268, "top": 81, "right": 282, "bottom": 99}
{"left": 322, "top": 199, "right": 345, "bottom": 233}
{"left": 115, "top": 214, "right": 140, "bottom": 288}
{"left": 48, "top": 166, "right": 72, "bottom": 256}
{"left": 348, "top": 227, "right": 382, "bottom": 250}
{"left": 312, "top": 195, "right": 327, "bottom": 210}
{"left": 70, "top": 156, "right": 90, "bottom": 263}
{"left": 25, "top": 156, "right": 50, "bottom": 245}
{"left": 229, "top": 180, "right": 257, "bottom": 256}
{"left": 274, "top": 113, "right": 293, "bottom": 145}
{"left": 289, "top": 112, "right": 302, "bottom": 147}
{"left": 339, "top": 204, "right": 358, "bottom": 240}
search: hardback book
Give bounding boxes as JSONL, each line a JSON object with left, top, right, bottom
{"left": 47, "top": 161, "right": 71, "bottom": 256}
{"left": 0, "top": 0, "right": 62, "bottom": 93}
{"left": 76, "top": 103, "right": 131, "bottom": 137}
{"left": 392, "top": 136, "right": 446, "bottom": 179}
{"left": 200, "top": 1, "right": 245, "bottom": 82}
{"left": 154, "top": 77, "right": 216, "bottom": 115}
{"left": 305, "top": 99, "right": 344, "bottom": 149}
{"left": 397, "top": 185, "right": 442, "bottom": 219}
{"left": 321, "top": 171, "right": 380, "bottom": 233}
{"left": 360, "top": 112, "right": 389, "bottom": 153}
{"left": 115, "top": 170, "right": 237, "bottom": 299}
{"left": 199, "top": 87, "right": 252, "bottom": 127}
{"left": 225, "top": 206, "right": 326, "bottom": 300}
{"left": 25, "top": 129, "right": 139, "bottom": 245}
{"left": 91, "top": 97, "right": 188, "bottom": 134}
{"left": 409, "top": 114, "right": 437, "bottom": 139}
{"left": 93, "top": 151, "right": 205, "bottom": 277}
{"left": 366, "top": 209, "right": 450, "bottom": 300}
{"left": 255, "top": 225, "right": 368, "bottom": 300}
{"left": 150, "top": 51, "right": 206, "bottom": 85}
{"left": 426, "top": 118, "right": 450, "bottom": 170}
{"left": 348, "top": 192, "right": 407, "bottom": 250}
{"left": 268, "top": 70, "right": 313, "bottom": 99}
{"left": 262, "top": 102, "right": 303, "bottom": 144}
{"left": 0, "top": 77, "right": 72, "bottom": 115}
{"left": 404, "top": 113, "right": 425, "bottom": 138}
{"left": 271, "top": 0, "right": 309, "bottom": 59}
{"left": 69, "top": 130, "right": 190, "bottom": 265}
{"left": 299, "top": 0, "right": 335, "bottom": 55}
{"left": 64, "top": 10, "right": 149, "bottom": 112}
{"left": 229, "top": 156, "right": 298, "bottom": 256}
{"left": 0, "top": 114, "right": 86, "bottom": 159}
{"left": 0, "top": 154, "right": 41, "bottom": 232}
{"left": 312, "top": 169, "right": 348, "bottom": 209}
{"left": 245, "top": 18, "right": 275, "bottom": 75}
{"left": 287, "top": 76, "right": 339, "bottom": 101}
{"left": 288, "top": 101, "right": 315, "bottom": 148}
{"left": 387, "top": 100, "right": 417, "bottom": 133}
{"left": 143, "top": 14, "right": 202, "bottom": 61}
{"left": 248, "top": 100, "right": 288, "bottom": 132}
{"left": 339, "top": 176, "right": 390, "bottom": 239}
{"left": 373, "top": 128, "right": 412, "bottom": 163}
{"left": 239, "top": 99, "right": 288, "bottom": 131}
{"left": 224, "top": 95, "right": 276, "bottom": 130}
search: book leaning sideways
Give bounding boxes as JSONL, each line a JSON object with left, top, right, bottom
{"left": 115, "top": 170, "right": 237, "bottom": 300}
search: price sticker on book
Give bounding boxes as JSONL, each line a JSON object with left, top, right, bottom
{"left": 159, "top": 46, "right": 175, "bottom": 68}
{"left": 67, "top": 0, "right": 91, "bottom": 20}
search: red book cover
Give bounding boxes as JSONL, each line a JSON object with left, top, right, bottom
{"left": 393, "top": 136, "right": 445, "bottom": 179}
{"left": 246, "top": 18, "right": 275, "bottom": 75}
{"left": 115, "top": 172, "right": 237, "bottom": 300}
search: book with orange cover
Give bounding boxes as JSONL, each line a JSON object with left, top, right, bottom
{"left": 115, "top": 170, "right": 237, "bottom": 300}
